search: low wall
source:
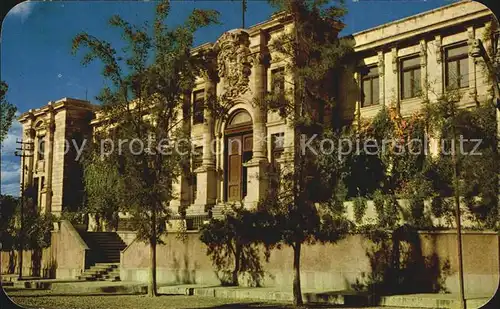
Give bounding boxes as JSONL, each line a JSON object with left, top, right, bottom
{"left": 117, "top": 231, "right": 137, "bottom": 246}
{"left": 121, "top": 230, "right": 499, "bottom": 297}
{"left": 0, "top": 246, "right": 55, "bottom": 278}
{"left": 121, "top": 232, "right": 219, "bottom": 285}
{"left": 419, "top": 231, "right": 499, "bottom": 295}
{"left": 53, "top": 220, "right": 89, "bottom": 279}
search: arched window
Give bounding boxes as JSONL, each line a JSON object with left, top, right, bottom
{"left": 38, "top": 136, "right": 45, "bottom": 160}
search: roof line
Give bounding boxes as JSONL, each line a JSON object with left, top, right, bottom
{"left": 350, "top": 0, "right": 480, "bottom": 37}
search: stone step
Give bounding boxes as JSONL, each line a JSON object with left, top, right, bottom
{"left": 1, "top": 281, "right": 14, "bottom": 287}
{"left": 95, "top": 263, "right": 120, "bottom": 266}
{"left": 89, "top": 266, "right": 115, "bottom": 271}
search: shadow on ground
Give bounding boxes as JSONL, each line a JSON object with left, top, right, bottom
{"left": 186, "top": 303, "right": 349, "bottom": 309}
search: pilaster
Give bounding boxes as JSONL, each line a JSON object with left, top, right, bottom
{"left": 467, "top": 26, "right": 478, "bottom": 101}
{"left": 377, "top": 51, "right": 385, "bottom": 106}
{"left": 43, "top": 104, "right": 55, "bottom": 214}
{"left": 188, "top": 60, "right": 218, "bottom": 216}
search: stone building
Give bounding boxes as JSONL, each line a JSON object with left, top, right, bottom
{"left": 18, "top": 0, "right": 498, "bottom": 223}
{"left": 13, "top": 0, "right": 499, "bottom": 295}
{"left": 17, "top": 98, "right": 94, "bottom": 217}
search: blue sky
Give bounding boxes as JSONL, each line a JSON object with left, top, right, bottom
{"left": 0, "top": 0, "right": 463, "bottom": 196}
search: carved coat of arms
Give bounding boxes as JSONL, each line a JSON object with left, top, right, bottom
{"left": 216, "top": 30, "right": 252, "bottom": 100}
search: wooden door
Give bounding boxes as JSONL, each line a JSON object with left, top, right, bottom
{"left": 227, "top": 136, "right": 242, "bottom": 201}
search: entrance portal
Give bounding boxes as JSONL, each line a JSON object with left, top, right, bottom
{"left": 225, "top": 110, "right": 253, "bottom": 202}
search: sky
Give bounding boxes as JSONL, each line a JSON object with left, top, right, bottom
{"left": 0, "top": 0, "right": 467, "bottom": 196}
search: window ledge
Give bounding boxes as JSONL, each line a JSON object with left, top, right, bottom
{"left": 360, "top": 104, "right": 381, "bottom": 111}
{"left": 400, "top": 97, "right": 422, "bottom": 104}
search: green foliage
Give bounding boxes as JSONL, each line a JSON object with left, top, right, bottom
{"left": 83, "top": 148, "right": 125, "bottom": 231}
{"left": 0, "top": 194, "right": 19, "bottom": 249}
{"left": 21, "top": 207, "right": 54, "bottom": 250}
{"left": 423, "top": 94, "right": 499, "bottom": 230}
{"left": 353, "top": 196, "right": 367, "bottom": 224}
{"left": 0, "top": 194, "right": 54, "bottom": 251}
{"left": 257, "top": 1, "right": 354, "bottom": 303}
{"left": 60, "top": 209, "right": 88, "bottom": 226}
{"left": 0, "top": 81, "right": 17, "bottom": 142}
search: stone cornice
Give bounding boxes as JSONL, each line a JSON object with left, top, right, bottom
{"left": 352, "top": 1, "right": 491, "bottom": 52}
{"left": 18, "top": 98, "right": 96, "bottom": 123}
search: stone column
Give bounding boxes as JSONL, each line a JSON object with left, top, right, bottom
{"left": 353, "top": 72, "right": 362, "bottom": 133}
{"left": 243, "top": 50, "right": 269, "bottom": 209}
{"left": 391, "top": 47, "right": 400, "bottom": 112}
{"left": 420, "top": 39, "right": 428, "bottom": 101}
{"left": 170, "top": 92, "right": 192, "bottom": 217}
{"left": 434, "top": 35, "right": 444, "bottom": 99}
{"left": 189, "top": 68, "right": 217, "bottom": 216}
{"left": 22, "top": 113, "right": 36, "bottom": 188}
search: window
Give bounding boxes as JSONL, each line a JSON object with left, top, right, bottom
{"left": 361, "top": 66, "right": 379, "bottom": 107}
{"left": 192, "top": 146, "right": 203, "bottom": 201}
{"left": 38, "top": 136, "right": 45, "bottom": 160}
{"left": 271, "top": 67, "right": 285, "bottom": 94}
{"left": 193, "top": 89, "right": 204, "bottom": 125}
{"left": 400, "top": 56, "right": 422, "bottom": 100}
{"left": 33, "top": 177, "right": 39, "bottom": 207}
{"left": 271, "top": 133, "right": 284, "bottom": 171}
{"left": 445, "top": 44, "right": 469, "bottom": 90}
{"left": 270, "top": 133, "right": 284, "bottom": 193}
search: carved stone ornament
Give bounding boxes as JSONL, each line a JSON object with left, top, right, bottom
{"left": 215, "top": 29, "right": 252, "bottom": 100}
{"left": 25, "top": 128, "right": 35, "bottom": 139}
{"left": 377, "top": 51, "right": 385, "bottom": 76}
{"left": 435, "top": 35, "right": 442, "bottom": 64}
{"left": 391, "top": 47, "right": 398, "bottom": 73}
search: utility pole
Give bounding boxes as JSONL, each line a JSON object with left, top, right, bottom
{"left": 242, "top": 0, "right": 247, "bottom": 29}
{"left": 450, "top": 108, "right": 466, "bottom": 309}
{"left": 14, "top": 139, "right": 34, "bottom": 280}
{"left": 233, "top": 0, "right": 247, "bottom": 28}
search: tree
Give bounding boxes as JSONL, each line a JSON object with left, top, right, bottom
{"left": 72, "top": 0, "right": 219, "bottom": 296}
{"left": 83, "top": 148, "right": 125, "bottom": 231}
{"left": 258, "top": 0, "right": 353, "bottom": 305}
{"left": 0, "top": 192, "right": 53, "bottom": 276}
{"left": 422, "top": 91, "right": 499, "bottom": 230}
{"left": 0, "top": 194, "right": 19, "bottom": 250}
{"left": 199, "top": 206, "right": 271, "bottom": 286}
{"left": 1, "top": 81, "right": 16, "bottom": 142}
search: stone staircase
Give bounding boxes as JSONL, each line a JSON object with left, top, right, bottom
{"left": 77, "top": 231, "right": 127, "bottom": 281}
{"left": 79, "top": 232, "right": 126, "bottom": 264}
{"left": 77, "top": 263, "right": 121, "bottom": 281}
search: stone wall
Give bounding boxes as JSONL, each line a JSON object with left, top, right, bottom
{"left": 0, "top": 246, "right": 55, "bottom": 278}
{"left": 120, "top": 230, "right": 499, "bottom": 296}
{"left": 53, "top": 220, "right": 88, "bottom": 279}
{"left": 120, "top": 232, "right": 219, "bottom": 285}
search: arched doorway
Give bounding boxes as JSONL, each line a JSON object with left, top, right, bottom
{"left": 224, "top": 110, "right": 253, "bottom": 202}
